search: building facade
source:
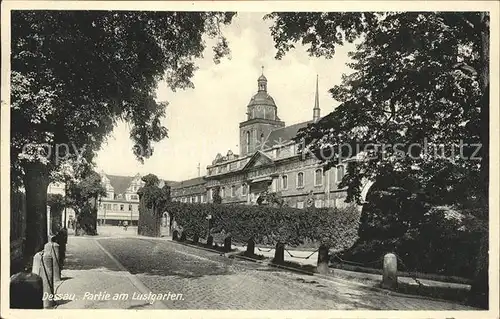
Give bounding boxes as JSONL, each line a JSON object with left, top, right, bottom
{"left": 172, "top": 71, "right": 350, "bottom": 209}
{"left": 97, "top": 172, "right": 176, "bottom": 225}
{"left": 170, "top": 177, "right": 206, "bottom": 203}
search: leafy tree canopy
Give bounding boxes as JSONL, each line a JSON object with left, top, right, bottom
{"left": 266, "top": 12, "right": 489, "bottom": 207}
{"left": 67, "top": 170, "right": 107, "bottom": 211}
{"left": 11, "top": 10, "right": 235, "bottom": 187}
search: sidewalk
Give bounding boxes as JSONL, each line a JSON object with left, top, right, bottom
{"left": 53, "top": 236, "right": 165, "bottom": 309}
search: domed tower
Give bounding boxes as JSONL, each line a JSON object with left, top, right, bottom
{"left": 239, "top": 67, "right": 285, "bottom": 156}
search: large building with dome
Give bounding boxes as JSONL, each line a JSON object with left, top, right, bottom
{"left": 171, "top": 70, "right": 349, "bottom": 209}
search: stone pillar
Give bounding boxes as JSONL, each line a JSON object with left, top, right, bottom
{"left": 41, "top": 253, "right": 55, "bottom": 308}
{"left": 206, "top": 235, "right": 214, "bottom": 247}
{"left": 274, "top": 242, "right": 285, "bottom": 263}
{"left": 32, "top": 252, "right": 43, "bottom": 276}
{"left": 10, "top": 272, "right": 43, "bottom": 309}
{"left": 246, "top": 238, "right": 255, "bottom": 256}
{"left": 44, "top": 242, "right": 61, "bottom": 282}
{"left": 382, "top": 253, "right": 398, "bottom": 289}
{"left": 224, "top": 236, "right": 232, "bottom": 252}
{"left": 316, "top": 244, "right": 330, "bottom": 274}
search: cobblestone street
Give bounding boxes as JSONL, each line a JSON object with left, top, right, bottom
{"left": 96, "top": 237, "right": 474, "bottom": 310}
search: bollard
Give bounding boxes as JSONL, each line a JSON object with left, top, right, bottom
{"left": 224, "top": 236, "right": 232, "bottom": 252}
{"left": 41, "top": 253, "right": 55, "bottom": 308}
{"left": 274, "top": 242, "right": 285, "bottom": 263}
{"left": 44, "top": 242, "right": 61, "bottom": 282}
{"left": 206, "top": 235, "right": 214, "bottom": 247}
{"left": 316, "top": 244, "right": 330, "bottom": 275}
{"left": 382, "top": 253, "right": 398, "bottom": 289}
{"left": 10, "top": 272, "right": 43, "bottom": 309}
{"left": 246, "top": 238, "right": 255, "bottom": 256}
{"left": 32, "top": 251, "right": 43, "bottom": 276}
{"left": 172, "top": 230, "right": 179, "bottom": 241}
{"left": 193, "top": 234, "right": 199, "bottom": 244}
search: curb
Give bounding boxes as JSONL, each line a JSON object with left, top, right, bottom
{"left": 131, "top": 235, "right": 476, "bottom": 308}
{"left": 143, "top": 236, "right": 239, "bottom": 256}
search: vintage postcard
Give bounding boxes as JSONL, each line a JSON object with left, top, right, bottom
{"left": 1, "top": 1, "right": 499, "bottom": 319}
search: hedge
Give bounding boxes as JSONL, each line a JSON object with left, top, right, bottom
{"left": 166, "top": 202, "right": 361, "bottom": 249}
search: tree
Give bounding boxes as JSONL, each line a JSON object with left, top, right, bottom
{"left": 212, "top": 186, "right": 222, "bottom": 204}
{"left": 137, "top": 174, "right": 172, "bottom": 237}
{"left": 266, "top": 12, "right": 489, "bottom": 307}
{"left": 67, "top": 170, "right": 107, "bottom": 235}
{"left": 11, "top": 11, "right": 235, "bottom": 257}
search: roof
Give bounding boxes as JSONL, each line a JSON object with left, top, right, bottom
{"left": 248, "top": 91, "right": 276, "bottom": 107}
{"left": 160, "top": 180, "right": 180, "bottom": 188}
{"left": 265, "top": 120, "right": 313, "bottom": 148}
{"left": 171, "top": 176, "right": 206, "bottom": 189}
{"left": 106, "top": 175, "right": 135, "bottom": 195}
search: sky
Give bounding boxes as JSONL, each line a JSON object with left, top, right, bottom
{"left": 95, "top": 12, "right": 356, "bottom": 182}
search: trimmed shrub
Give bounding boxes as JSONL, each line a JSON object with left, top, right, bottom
{"left": 166, "top": 202, "right": 360, "bottom": 249}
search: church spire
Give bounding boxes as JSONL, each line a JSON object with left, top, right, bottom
{"left": 313, "top": 74, "right": 320, "bottom": 122}
{"left": 258, "top": 66, "right": 267, "bottom": 92}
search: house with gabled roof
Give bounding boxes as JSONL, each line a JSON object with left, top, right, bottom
{"left": 98, "top": 172, "right": 177, "bottom": 225}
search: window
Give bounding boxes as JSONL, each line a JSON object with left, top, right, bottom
{"left": 260, "top": 133, "right": 264, "bottom": 146}
{"left": 128, "top": 204, "right": 132, "bottom": 211}
{"left": 297, "top": 172, "right": 304, "bottom": 188}
{"left": 315, "top": 199, "right": 323, "bottom": 208}
{"left": 315, "top": 169, "right": 323, "bottom": 186}
{"left": 113, "top": 204, "right": 117, "bottom": 210}
{"left": 201, "top": 195, "right": 205, "bottom": 203}
{"left": 246, "top": 131, "right": 250, "bottom": 153}
{"left": 208, "top": 189, "right": 213, "bottom": 201}
{"left": 337, "top": 165, "right": 345, "bottom": 182}
{"left": 231, "top": 185, "right": 236, "bottom": 197}
{"left": 242, "top": 183, "right": 247, "bottom": 196}
{"left": 130, "top": 194, "right": 138, "bottom": 200}
{"left": 221, "top": 187, "right": 225, "bottom": 198}
{"left": 120, "top": 204, "right": 124, "bottom": 211}
{"left": 282, "top": 175, "right": 288, "bottom": 190}
{"left": 297, "top": 201, "right": 304, "bottom": 209}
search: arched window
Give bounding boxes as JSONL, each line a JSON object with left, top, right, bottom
{"left": 221, "top": 187, "right": 225, "bottom": 198}
{"left": 231, "top": 185, "right": 236, "bottom": 197}
{"left": 297, "top": 172, "right": 304, "bottom": 188}
{"left": 282, "top": 175, "right": 288, "bottom": 189}
{"left": 337, "top": 165, "right": 345, "bottom": 182}
{"left": 246, "top": 131, "right": 250, "bottom": 153}
{"left": 260, "top": 133, "right": 264, "bottom": 147}
{"left": 242, "top": 183, "right": 247, "bottom": 196}
{"left": 314, "top": 169, "right": 323, "bottom": 186}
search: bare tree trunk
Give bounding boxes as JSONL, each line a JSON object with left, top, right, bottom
{"left": 22, "top": 162, "right": 50, "bottom": 262}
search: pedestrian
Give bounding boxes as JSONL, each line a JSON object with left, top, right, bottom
{"left": 123, "top": 220, "right": 128, "bottom": 231}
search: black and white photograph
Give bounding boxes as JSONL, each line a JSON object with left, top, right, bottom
{"left": 1, "top": 1, "right": 499, "bottom": 318}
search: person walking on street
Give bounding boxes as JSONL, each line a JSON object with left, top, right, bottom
{"left": 123, "top": 220, "right": 128, "bottom": 231}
